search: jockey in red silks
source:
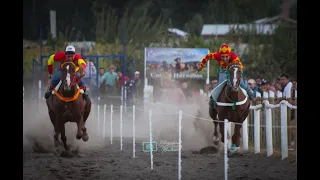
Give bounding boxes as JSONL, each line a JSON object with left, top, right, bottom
{"left": 196, "top": 44, "right": 255, "bottom": 106}
{"left": 44, "top": 45, "right": 89, "bottom": 100}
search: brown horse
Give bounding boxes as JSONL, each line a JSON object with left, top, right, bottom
{"left": 46, "top": 62, "right": 91, "bottom": 153}
{"left": 209, "top": 62, "right": 250, "bottom": 154}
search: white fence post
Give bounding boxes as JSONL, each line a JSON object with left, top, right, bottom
{"left": 110, "top": 105, "right": 113, "bottom": 144}
{"left": 132, "top": 105, "right": 136, "bottom": 158}
{"left": 254, "top": 91, "right": 261, "bottom": 154}
{"left": 280, "top": 102, "right": 288, "bottom": 160}
{"left": 103, "top": 104, "right": 107, "bottom": 139}
{"left": 242, "top": 117, "right": 249, "bottom": 151}
{"left": 120, "top": 105, "right": 123, "bottom": 151}
{"left": 178, "top": 110, "right": 182, "bottom": 180}
{"left": 38, "top": 80, "right": 42, "bottom": 100}
{"left": 264, "top": 93, "right": 273, "bottom": 157}
{"left": 148, "top": 109, "right": 154, "bottom": 170}
{"left": 97, "top": 104, "right": 100, "bottom": 136}
{"left": 224, "top": 119, "right": 229, "bottom": 180}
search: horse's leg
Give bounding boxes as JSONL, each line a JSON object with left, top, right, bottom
{"left": 82, "top": 100, "right": 91, "bottom": 142}
{"left": 230, "top": 124, "right": 242, "bottom": 154}
{"left": 213, "top": 121, "right": 220, "bottom": 145}
{"left": 219, "top": 121, "right": 225, "bottom": 145}
{"left": 209, "top": 106, "right": 220, "bottom": 145}
{"left": 76, "top": 115, "right": 84, "bottom": 140}
{"left": 53, "top": 115, "right": 61, "bottom": 147}
{"left": 60, "top": 122, "right": 69, "bottom": 151}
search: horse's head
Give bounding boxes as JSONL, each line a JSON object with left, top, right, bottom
{"left": 226, "top": 63, "right": 242, "bottom": 91}
{"left": 60, "top": 62, "right": 77, "bottom": 92}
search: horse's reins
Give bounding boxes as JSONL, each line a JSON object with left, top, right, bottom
{"left": 222, "top": 64, "right": 243, "bottom": 110}
{"left": 53, "top": 62, "right": 82, "bottom": 102}
{"left": 60, "top": 61, "right": 85, "bottom": 85}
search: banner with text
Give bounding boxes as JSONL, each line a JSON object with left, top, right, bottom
{"left": 144, "top": 48, "right": 209, "bottom": 80}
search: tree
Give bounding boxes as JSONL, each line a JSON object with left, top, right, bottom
{"left": 184, "top": 14, "right": 204, "bottom": 36}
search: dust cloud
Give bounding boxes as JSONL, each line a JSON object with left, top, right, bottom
{"left": 23, "top": 87, "right": 215, "bottom": 153}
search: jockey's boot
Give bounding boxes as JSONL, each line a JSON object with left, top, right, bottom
{"left": 80, "top": 86, "right": 89, "bottom": 101}
{"left": 246, "top": 89, "right": 254, "bottom": 100}
{"left": 209, "top": 95, "right": 217, "bottom": 107}
{"left": 44, "top": 86, "right": 54, "bottom": 99}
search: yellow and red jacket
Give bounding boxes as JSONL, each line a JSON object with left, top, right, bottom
{"left": 47, "top": 52, "right": 87, "bottom": 74}
{"left": 199, "top": 52, "right": 243, "bottom": 70}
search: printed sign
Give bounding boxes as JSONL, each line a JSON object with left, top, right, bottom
{"left": 142, "top": 141, "right": 158, "bottom": 152}
{"left": 142, "top": 140, "right": 180, "bottom": 153}
{"left": 144, "top": 48, "right": 209, "bottom": 80}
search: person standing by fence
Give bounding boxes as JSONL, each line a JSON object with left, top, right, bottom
{"left": 100, "top": 65, "right": 119, "bottom": 95}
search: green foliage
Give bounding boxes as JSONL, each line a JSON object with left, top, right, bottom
{"left": 184, "top": 14, "right": 204, "bottom": 36}
{"left": 92, "top": 4, "right": 168, "bottom": 47}
{"left": 239, "top": 24, "right": 297, "bottom": 81}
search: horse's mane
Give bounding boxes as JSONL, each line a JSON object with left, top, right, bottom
{"left": 227, "top": 62, "right": 241, "bottom": 69}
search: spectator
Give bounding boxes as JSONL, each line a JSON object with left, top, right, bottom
{"left": 255, "top": 77, "right": 262, "bottom": 85}
{"left": 279, "top": 74, "right": 292, "bottom": 98}
{"left": 290, "top": 80, "right": 297, "bottom": 101}
{"left": 98, "top": 68, "right": 105, "bottom": 86}
{"left": 83, "top": 56, "right": 97, "bottom": 77}
{"left": 265, "top": 81, "right": 276, "bottom": 93}
{"left": 83, "top": 56, "right": 97, "bottom": 89}
{"left": 273, "top": 81, "right": 283, "bottom": 99}
{"left": 209, "top": 80, "right": 218, "bottom": 91}
{"left": 254, "top": 79, "right": 267, "bottom": 98}
{"left": 132, "top": 71, "right": 142, "bottom": 99}
{"left": 118, "top": 72, "right": 130, "bottom": 89}
{"left": 101, "top": 65, "right": 119, "bottom": 95}
{"left": 292, "top": 80, "right": 297, "bottom": 91}
{"left": 248, "top": 79, "right": 258, "bottom": 92}
{"left": 274, "top": 81, "right": 282, "bottom": 91}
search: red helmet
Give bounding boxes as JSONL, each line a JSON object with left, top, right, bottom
{"left": 219, "top": 44, "right": 232, "bottom": 56}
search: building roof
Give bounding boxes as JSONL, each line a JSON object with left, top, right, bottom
{"left": 254, "top": 15, "right": 296, "bottom": 24}
{"left": 201, "top": 24, "right": 278, "bottom": 36}
{"left": 167, "top": 28, "right": 188, "bottom": 38}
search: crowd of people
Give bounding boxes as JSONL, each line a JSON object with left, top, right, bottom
{"left": 82, "top": 57, "right": 142, "bottom": 102}
{"left": 207, "top": 74, "right": 297, "bottom": 104}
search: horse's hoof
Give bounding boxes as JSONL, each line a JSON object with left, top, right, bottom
{"left": 82, "top": 135, "right": 89, "bottom": 142}
{"left": 60, "top": 150, "right": 73, "bottom": 158}
{"left": 76, "top": 134, "right": 82, "bottom": 140}
{"left": 213, "top": 137, "right": 220, "bottom": 145}
{"left": 54, "top": 141, "right": 60, "bottom": 147}
{"left": 228, "top": 145, "right": 240, "bottom": 156}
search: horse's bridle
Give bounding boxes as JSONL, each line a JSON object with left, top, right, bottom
{"left": 61, "top": 61, "right": 78, "bottom": 86}
{"left": 226, "top": 64, "right": 242, "bottom": 91}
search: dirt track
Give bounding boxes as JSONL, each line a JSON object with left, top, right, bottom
{"left": 23, "top": 137, "right": 296, "bottom": 180}
{"left": 23, "top": 97, "right": 296, "bottom": 180}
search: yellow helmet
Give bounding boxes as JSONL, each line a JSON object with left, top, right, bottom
{"left": 219, "top": 44, "right": 232, "bottom": 56}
